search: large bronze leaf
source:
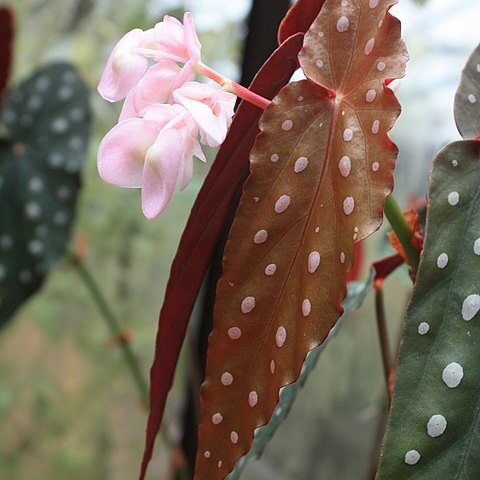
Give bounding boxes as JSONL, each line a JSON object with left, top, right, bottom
{"left": 194, "top": 0, "right": 408, "bottom": 478}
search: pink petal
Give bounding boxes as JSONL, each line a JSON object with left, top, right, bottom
{"left": 97, "top": 119, "right": 157, "bottom": 187}
{"left": 118, "top": 88, "right": 139, "bottom": 122}
{"left": 183, "top": 12, "right": 202, "bottom": 66}
{"left": 154, "top": 15, "right": 188, "bottom": 62}
{"left": 143, "top": 104, "right": 185, "bottom": 131}
{"left": 141, "top": 129, "right": 185, "bottom": 219}
{"left": 98, "top": 29, "right": 148, "bottom": 102}
{"left": 179, "top": 155, "right": 194, "bottom": 191}
{"left": 174, "top": 82, "right": 235, "bottom": 147}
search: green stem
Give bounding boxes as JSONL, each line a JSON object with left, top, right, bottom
{"left": 384, "top": 195, "right": 420, "bottom": 271}
{"left": 69, "top": 253, "right": 150, "bottom": 407}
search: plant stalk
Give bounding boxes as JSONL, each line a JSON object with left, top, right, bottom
{"left": 383, "top": 195, "right": 420, "bottom": 271}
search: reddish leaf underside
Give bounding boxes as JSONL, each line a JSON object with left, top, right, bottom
{"left": 277, "top": 0, "right": 326, "bottom": 45}
{"left": 139, "top": 34, "right": 304, "bottom": 480}
{"left": 0, "top": 7, "right": 14, "bottom": 102}
{"left": 194, "top": 1, "right": 408, "bottom": 478}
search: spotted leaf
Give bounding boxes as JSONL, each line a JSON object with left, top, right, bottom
{"left": 194, "top": 1, "right": 407, "bottom": 478}
{"left": 0, "top": 63, "right": 91, "bottom": 327}
{"left": 455, "top": 42, "right": 480, "bottom": 140}
{"left": 377, "top": 140, "right": 480, "bottom": 478}
{"left": 138, "top": 34, "right": 305, "bottom": 480}
{"left": 228, "top": 272, "right": 374, "bottom": 479}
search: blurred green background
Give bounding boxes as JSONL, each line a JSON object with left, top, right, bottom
{"left": 1, "top": 1, "right": 479, "bottom": 479}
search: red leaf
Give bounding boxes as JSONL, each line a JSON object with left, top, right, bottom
{"left": 194, "top": 1, "right": 408, "bottom": 478}
{"left": 278, "top": 0, "right": 326, "bottom": 44}
{"left": 0, "top": 7, "right": 13, "bottom": 102}
{"left": 346, "top": 240, "right": 364, "bottom": 282}
{"left": 373, "top": 253, "right": 404, "bottom": 288}
{"left": 139, "top": 33, "right": 305, "bottom": 480}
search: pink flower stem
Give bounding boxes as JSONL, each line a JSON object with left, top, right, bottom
{"left": 197, "top": 62, "right": 271, "bottom": 110}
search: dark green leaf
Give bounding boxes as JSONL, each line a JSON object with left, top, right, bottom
{"left": 455, "top": 42, "right": 480, "bottom": 140}
{"left": 377, "top": 140, "right": 480, "bottom": 478}
{"left": 0, "top": 63, "right": 91, "bottom": 327}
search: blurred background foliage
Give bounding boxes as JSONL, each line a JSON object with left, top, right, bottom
{"left": 1, "top": 0, "right": 479, "bottom": 479}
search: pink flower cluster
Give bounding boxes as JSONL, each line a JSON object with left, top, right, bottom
{"left": 97, "top": 13, "right": 236, "bottom": 219}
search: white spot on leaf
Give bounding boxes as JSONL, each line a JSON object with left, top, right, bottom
{"left": 339, "top": 156, "right": 351, "bottom": 177}
{"left": 241, "top": 296, "right": 256, "bottom": 314}
{"left": 302, "top": 299, "right": 311, "bottom": 317}
{"left": 294, "top": 156, "right": 308, "bottom": 173}
{"left": 437, "top": 253, "right": 448, "bottom": 269}
{"left": 221, "top": 372, "right": 233, "bottom": 386}
{"left": 462, "top": 294, "right": 480, "bottom": 321}
{"left": 211, "top": 413, "right": 223, "bottom": 425}
{"left": 275, "top": 195, "right": 291, "bottom": 213}
{"left": 265, "top": 264, "right": 277, "bottom": 276}
{"left": 365, "top": 38, "right": 375, "bottom": 56}
{"left": 343, "top": 197, "right": 355, "bottom": 215}
{"left": 228, "top": 327, "right": 242, "bottom": 340}
{"left": 343, "top": 128, "right": 353, "bottom": 142}
{"left": 427, "top": 414, "right": 447, "bottom": 437}
{"left": 308, "top": 251, "right": 321, "bottom": 273}
{"left": 442, "top": 362, "right": 464, "bottom": 388}
{"left": 418, "top": 322, "right": 430, "bottom": 335}
{"left": 276, "top": 326, "right": 287, "bottom": 347}
{"left": 404, "top": 450, "right": 420, "bottom": 466}
{"left": 254, "top": 229, "right": 268, "bottom": 244}
{"left": 448, "top": 192, "right": 459, "bottom": 206}
{"left": 282, "top": 120, "right": 293, "bottom": 131}
{"left": 336, "top": 16, "right": 349, "bottom": 33}
{"left": 248, "top": 391, "right": 258, "bottom": 407}
{"left": 366, "top": 90, "right": 377, "bottom": 103}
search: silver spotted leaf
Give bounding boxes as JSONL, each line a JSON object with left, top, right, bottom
{"left": 455, "top": 42, "right": 480, "bottom": 140}
{"left": 377, "top": 140, "right": 480, "bottom": 478}
{"left": 0, "top": 63, "right": 91, "bottom": 327}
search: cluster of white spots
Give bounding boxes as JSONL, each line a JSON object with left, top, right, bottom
{"left": 221, "top": 372, "right": 233, "bottom": 386}
{"left": 270, "top": 153, "right": 279, "bottom": 163}
{"left": 369, "top": 0, "right": 379, "bottom": 7}
{"left": 308, "top": 251, "right": 321, "bottom": 273}
{"left": 228, "top": 327, "right": 242, "bottom": 340}
{"left": 25, "top": 202, "right": 41, "bottom": 220}
{"left": 265, "top": 263, "right": 277, "bottom": 276}
{"left": 448, "top": 191, "right": 459, "bottom": 206}
{"left": 377, "top": 61, "right": 386, "bottom": 72}
{"left": 436, "top": 253, "right": 449, "bottom": 269}
{"left": 316, "top": 59, "right": 324, "bottom": 68}
{"left": 343, "top": 128, "right": 353, "bottom": 142}
{"left": 241, "top": 296, "right": 256, "bottom": 314}
{"left": 270, "top": 360, "right": 276, "bottom": 374}
{"left": 230, "top": 431, "right": 239, "bottom": 444}
{"left": 51, "top": 117, "right": 70, "bottom": 134}
{"left": 372, "top": 120, "right": 380, "bottom": 134}
{"left": 372, "top": 162, "right": 380, "bottom": 172}
{"left": 343, "top": 196, "right": 355, "bottom": 215}
{"left": 248, "top": 391, "right": 258, "bottom": 407}
{"left": 365, "top": 38, "right": 375, "bottom": 56}
{"left": 275, "top": 195, "right": 291, "bottom": 213}
{"left": 404, "top": 450, "right": 421, "bottom": 466}
{"left": 294, "top": 156, "right": 308, "bottom": 173}
{"left": 474, "top": 238, "right": 480, "bottom": 255}
{"left": 282, "top": 120, "right": 293, "bottom": 131}
{"left": 442, "top": 362, "right": 464, "bottom": 388}
{"left": 462, "top": 294, "right": 480, "bottom": 321}
{"left": 451, "top": 159, "right": 458, "bottom": 167}
{"left": 254, "top": 229, "right": 268, "bottom": 244}
{"left": 19, "top": 269, "right": 33, "bottom": 284}
{"left": 366, "top": 89, "right": 377, "bottom": 103}
{"left": 468, "top": 94, "right": 477, "bottom": 104}
{"left": 339, "top": 156, "right": 352, "bottom": 177}
{"left": 302, "top": 299, "right": 311, "bottom": 317}
{"left": 417, "top": 322, "right": 430, "bottom": 335}
{"left": 211, "top": 413, "right": 223, "bottom": 425}
{"left": 275, "top": 326, "right": 287, "bottom": 348}
{"left": 204, "top": 451, "right": 211, "bottom": 459}
{"left": 28, "top": 240, "right": 44, "bottom": 256}
{"left": 340, "top": 252, "right": 346, "bottom": 264}
{"left": 336, "top": 16, "right": 349, "bottom": 33}
{"left": 427, "top": 414, "right": 447, "bottom": 437}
